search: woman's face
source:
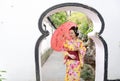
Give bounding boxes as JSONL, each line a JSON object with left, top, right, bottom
{"left": 69, "top": 30, "right": 76, "bottom": 39}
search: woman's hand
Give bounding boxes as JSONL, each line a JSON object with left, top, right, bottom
{"left": 68, "top": 54, "right": 76, "bottom": 59}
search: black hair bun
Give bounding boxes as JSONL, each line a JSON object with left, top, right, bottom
{"left": 76, "top": 32, "right": 79, "bottom": 36}
{"left": 69, "top": 26, "right": 79, "bottom": 36}
{"left": 75, "top": 27, "right": 78, "bottom": 30}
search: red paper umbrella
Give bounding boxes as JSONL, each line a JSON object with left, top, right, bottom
{"left": 51, "top": 21, "right": 77, "bottom": 51}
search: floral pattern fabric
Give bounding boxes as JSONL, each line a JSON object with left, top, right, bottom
{"left": 63, "top": 39, "right": 86, "bottom": 81}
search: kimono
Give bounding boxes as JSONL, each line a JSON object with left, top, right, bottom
{"left": 63, "top": 39, "right": 86, "bottom": 81}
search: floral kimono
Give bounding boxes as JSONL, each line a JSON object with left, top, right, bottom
{"left": 63, "top": 39, "right": 86, "bottom": 81}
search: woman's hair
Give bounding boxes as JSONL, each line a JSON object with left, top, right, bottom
{"left": 69, "top": 26, "right": 79, "bottom": 36}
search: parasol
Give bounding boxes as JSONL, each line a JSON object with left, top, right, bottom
{"left": 51, "top": 21, "right": 77, "bottom": 51}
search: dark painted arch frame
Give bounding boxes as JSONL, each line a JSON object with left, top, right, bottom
{"left": 34, "top": 2, "right": 118, "bottom": 81}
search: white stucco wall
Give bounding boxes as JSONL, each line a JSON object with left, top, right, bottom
{"left": 0, "top": 0, "right": 120, "bottom": 81}
{"left": 40, "top": 21, "right": 54, "bottom": 55}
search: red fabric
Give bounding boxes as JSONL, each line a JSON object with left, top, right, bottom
{"left": 51, "top": 22, "right": 77, "bottom": 51}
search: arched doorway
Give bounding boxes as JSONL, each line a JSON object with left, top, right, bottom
{"left": 35, "top": 3, "right": 107, "bottom": 81}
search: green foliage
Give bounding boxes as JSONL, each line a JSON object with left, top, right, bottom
{"left": 49, "top": 11, "right": 93, "bottom": 36}
{"left": 0, "top": 70, "right": 6, "bottom": 81}
{"left": 81, "top": 64, "right": 95, "bottom": 81}
{"left": 49, "top": 11, "right": 67, "bottom": 28}
{"left": 68, "top": 12, "right": 93, "bottom": 35}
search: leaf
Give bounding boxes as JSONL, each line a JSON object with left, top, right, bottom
{"left": 49, "top": 11, "right": 67, "bottom": 28}
{"left": 68, "top": 11, "right": 93, "bottom": 35}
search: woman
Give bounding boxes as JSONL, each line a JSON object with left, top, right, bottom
{"left": 63, "top": 26, "right": 86, "bottom": 81}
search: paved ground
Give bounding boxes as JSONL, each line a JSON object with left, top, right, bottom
{"left": 41, "top": 51, "right": 84, "bottom": 81}
{"left": 41, "top": 51, "right": 65, "bottom": 81}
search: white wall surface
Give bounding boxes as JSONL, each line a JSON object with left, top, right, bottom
{"left": 0, "top": 0, "right": 120, "bottom": 81}
{"left": 40, "top": 21, "right": 54, "bottom": 55}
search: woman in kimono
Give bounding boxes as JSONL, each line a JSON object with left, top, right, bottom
{"left": 63, "top": 26, "right": 86, "bottom": 81}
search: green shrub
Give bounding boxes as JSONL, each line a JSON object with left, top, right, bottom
{"left": 49, "top": 11, "right": 67, "bottom": 28}
{"left": 0, "top": 70, "right": 6, "bottom": 81}
{"left": 81, "top": 64, "right": 95, "bottom": 81}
